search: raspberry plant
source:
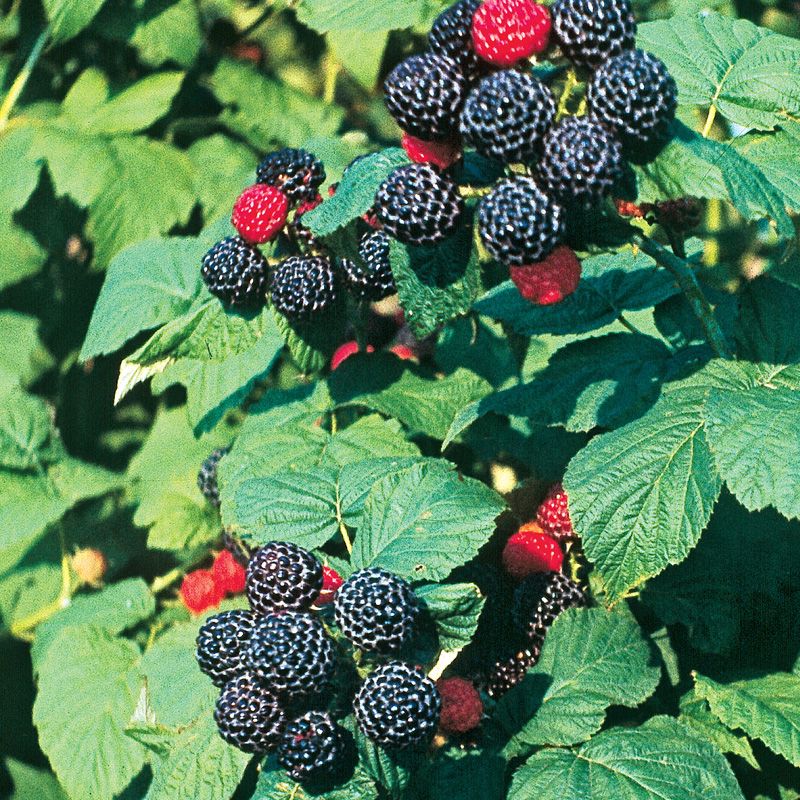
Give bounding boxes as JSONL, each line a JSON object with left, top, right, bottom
{"left": 1, "top": 0, "right": 800, "bottom": 799}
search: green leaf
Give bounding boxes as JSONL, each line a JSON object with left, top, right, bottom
{"left": 638, "top": 13, "right": 800, "bottom": 131}
{"left": 695, "top": 672, "right": 800, "bottom": 767}
{"left": 210, "top": 59, "right": 344, "bottom": 152}
{"left": 4, "top": 758, "right": 67, "bottom": 800}
{"left": 81, "top": 222, "right": 225, "bottom": 360}
{"left": 0, "top": 311, "right": 53, "bottom": 393}
{"left": 32, "top": 626, "right": 146, "bottom": 800}
{"left": 444, "top": 333, "right": 683, "bottom": 446}
{"left": 736, "top": 277, "right": 800, "bottom": 364}
{"left": 352, "top": 460, "right": 504, "bottom": 582}
{"left": 497, "top": 607, "right": 660, "bottom": 756}
{"left": 127, "top": 0, "right": 203, "bottom": 68}
{"left": 0, "top": 390, "right": 61, "bottom": 470}
{"left": 304, "top": 149, "right": 408, "bottom": 237}
{"left": 80, "top": 71, "right": 184, "bottom": 134}
{"left": 704, "top": 363, "right": 800, "bottom": 519}
{"left": 508, "top": 716, "right": 745, "bottom": 800}
{"left": 296, "top": 0, "right": 432, "bottom": 32}
{"left": 44, "top": 0, "right": 108, "bottom": 43}
{"left": 329, "top": 29, "right": 389, "bottom": 88}
{"left": 329, "top": 353, "right": 491, "bottom": 440}
{"left": 151, "top": 326, "right": 284, "bottom": 435}
{"left": 679, "top": 693, "right": 759, "bottom": 769}
{"left": 32, "top": 578, "right": 155, "bottom": 669}
{"left": 0, "top": 221, "right": 47, "bottom": 291}
{"left": 475, "top": 245, "right": 681, "bottom": 336}
{"left": 733, "top": 122, "right": 800, "bottom": 213}
{"left": 391, "top": 228, "right": 484, "bottom": 339}
{"left": 564, "top": 381, "right": 723, "bottom": 602}
{"left": 187, "top": 135, "right": 256, "bottom": 224}
{"left": 356, "top": 726, "right": 416, "bottom": 796}
{"left": 635, "top": 122, "right": 795, "bottom": 240}
{"left": 416, "top": 750, "right": 506, "bottom": 800}
{"left": 415, "top": 582, "right": 485, "bottom": 652}
{"left": 253, "top": 757, "right": 379, "bottom": 799}
{"left": 272, "top": 302, "right": 348, "bottom": 374}
{"left": 86, "top": 136, "right": 196, "bottom": 267}
{"left": 144, "top": 712, "right": 250, "bottom": 800}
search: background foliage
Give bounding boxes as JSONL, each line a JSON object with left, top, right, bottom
{"left": 1, "top": 0, "right": 799, "bottom": 798}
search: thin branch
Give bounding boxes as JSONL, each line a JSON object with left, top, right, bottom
{"left": 0, "top": 25, "right": 50, "bottom": 131}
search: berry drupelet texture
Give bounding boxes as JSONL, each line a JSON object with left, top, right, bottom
{"left": 512, "top": 571, "right": 588, "bottom": 640}
{"left": 197, "top": 446, "right": 230, "bottom": 508}
{"left": 334, "top": 567, "right": 419, "bottom": 654}
{"left": 487, "top": 643, "right": 542, "bottom": 698}
{"left": 354, "top": 662, "right": 441, "bottom": 748}
{"left": 256, "top": 148, "right": 326, "bottom": 206}
{"left": 478, "top": 177, "right": 565, "bottom": 266}
{"left": 212, "top": 549, "right": 247, "bottom": 596}
{"left": 180, "top": 569, "right": 223, "bottom": 615}
{"left": 536, "top": 482, "right": 575, "bottom": 542}
{"left": 509, "top": 245, "right": 582, "bottom": 306}
{"left": 472, "top": 0, "right": 551, "bottom": 66}
{"left": 343, "top": 230, "right": 396, "bottom": 301}
{"left": 246, "top": 612, "right": 336, "bottom": 698}
{"left": 538, "top": 116, "right": 624, "bottom": 208}
{"left": 201, "top": 236, "right": 269, "bottom": 308}
{"left": 588, "top": 49, "right": 678, "bottom": 156}
{"left": 383, "top": 53, "right": 467, "bottom": 142}
{"left": 231, "top": 184, "right": 289, "bottom": 244}
{"left": 551, "top": 0, "right": 636, "bottom": 69}
{"left": 428, "top": 0, "right": 483, "bottom": 77}
{"left": 277, "top": 711, "right": 346, "bottom": 782}
{"left": 461, "top": 70, "right": 556, "bottom": 164}
{"left": 196, "top": 609, "right": 257, "bottom": 687}
{"left": 245, "top": 541, "right": 323, "bottom": 614}
{"left": 374, "top": 164, "right": 464, "bottom": 246}
{"left": 215, "top": 672, "right": 286, "bottom": 753}
{"left": 437, "top": 677, "right": 483, "bottom": 734}
{"left": 502, "top": 527, "right": 564, "bottom": 580}
{"left": 270, "top": 255, "right": 338, "bottom": 320}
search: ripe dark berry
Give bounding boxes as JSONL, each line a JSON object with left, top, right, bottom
{"left": 538, "top": 117, "right": 624, "bottom": 208}
{"left": 428, "top": 0, "right": 483, "bottom": 77}
{"left": 478, "top": 177, "right": 565, "bottom": 266}
{"left": 232, "top": 184, "right": 289, "bottom": 244}
{"left": 277, "top": 711, "right": 345, "bottom": 782}
{"left": 460, "top": 70, "right": 555, "bottom": 164}
{"left": 270, "top": 255, "right": 338, "bottom": 320}
{"left": 341, "top": 230, "right": 395, "bottom": 301}
{"left": 354, "top": 662, "right": 441, "bottom": 748}
{"left": 197, "top": 446, "right": 229, "bottom": 508}
{"left": 472, "top": 0, "right": 551, "bottom": 67}
{"left": 509, "top": 245, "right": 582, "bottom": 305}
{"left": 487, "top": 643, "right": 542, "bottom": 698}
{"left": 374, "top": 164, "right": 464, "bottom": 246}
{"left": 246, "top": 612, "right": 336, "bottom": 698}
{"left": 512, "top": 571, "right": 587, "bottom": 639}
{"left": 384, "top": 53, "right": 467, "bottom": 142}
{"left": 588, "top": 49, "right": 678, "bottom": 155}
{"left": 245, "top": 541, "right": 323, "bottom": 614}
{"left": 215, "top": 672, "right": 286, "bottom": 753}
{"left": 551, "top": 0, "right": 636, "bottom": 70}
{"left": 196, "top": 609, "right": 257, "bottom": 687}
{"left": 334, "top": 567, "right": 419, "bottom": 654}
{"left": 256, "top": 148, "right": 326, "bottom": 205}
{"left": 201, "top": 236, "right": 269, "bottom": 308}
{"left": 536, "top": 482, "right": 575, "bottom": 542}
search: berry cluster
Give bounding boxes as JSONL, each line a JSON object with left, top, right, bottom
{"left": 194, "top": 542, "right": 442, "bottom": 784}
{"left": 200, "top": 148, "right": 397, "bottom": 323}
{"left": 374, "top": 0, "right": 676, "bottom": 305}
{"left": 180, "top": 549, "right": 247, "bottom": 615}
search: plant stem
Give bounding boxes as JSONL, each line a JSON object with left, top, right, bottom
{"left": 633, "top": 233, "right": 733, "bottom": 359}
{"left": 701, "top": 105, "right": 717, "bottom": 138}
{"left": 0, "top": 25, "right": 50, "bottom": 132}
{"left": 150, "top": 567, "right": 183, "bottom": 594}
{"left": 555, "top": 69, "right": 578, "bottom": 120}
{"left": 617, "top": 313, "right": 645, "bottom": 336}
{"left": 458, "top": 185, "right": 492, "bottom": 199}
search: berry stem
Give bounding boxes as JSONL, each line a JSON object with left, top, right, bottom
{"left": 458, "top": 185, "right": 493, "bottom": 199}
{"left": 555, "top": 69, "right": 579, "bottom": 121}
{"left": 0, "top": 25, "right": 50, "bottom": 132}
{"left": 701, "top": 104, "right": 717, "bottom": 139}
{"left": 632, "top": 233, "right": 733, "bottom": 359}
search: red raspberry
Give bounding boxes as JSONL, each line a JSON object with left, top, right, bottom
{"left": 401, "top": 132, "right": 462, "bottom": 170}
{"left": 212, "top": 549, "right": 246, "bottom": 596}
{"left": 536, "top": 482, "right": 575, "bottom": 542}
{"left": 331, "top": 341, "right": 375, "bottom": 371}
{"left": 389, "top": 344, "right": 416, "bottom": 361}
{"left": 314, "top": 565, "right": 343, "bottom": 606}
{"left": 472, "top": 0, "right": 551, "bottom": 67}
{"left": 71, "top": 548, "right": 107, "bottom": 587}
{"left": 614, "top": 199, "right": 646, "bottom": 218}
{"left": 437, "top": 677, "right": 483, "bottom": 734}
{"left": 502, "top": 524, "right": 563, "bottom": 580}
{"left": 180, "top": 569, "right": 224, "bottom": 615}
{"left": 232, "top": 184, "right": 289, "bottom": 244}
{"left": 509, "top": 245, "right": 581, "bottom": 306}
